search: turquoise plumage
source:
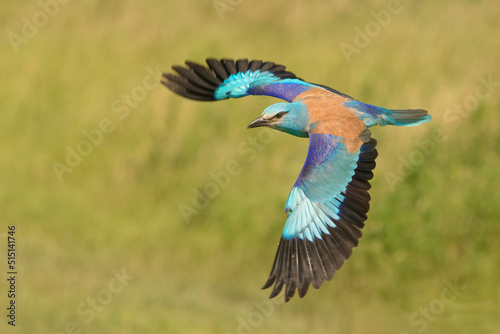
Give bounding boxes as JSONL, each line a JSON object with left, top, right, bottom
{"left": 162, "top": 58, "right": 431, "bottom": 301}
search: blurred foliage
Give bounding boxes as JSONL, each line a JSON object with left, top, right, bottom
{"left": 1, "top": 0, "right": 499, "bottom": 333}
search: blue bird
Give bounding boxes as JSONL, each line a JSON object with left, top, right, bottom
{"left": 162, "top": 58, "right": 431, "bottom": 301}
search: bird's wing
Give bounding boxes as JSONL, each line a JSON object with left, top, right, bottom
{"left": 263, "top": 133, "right": 377, "bottom": 301}
{"left": 162, "top": 58, "right": 350, "bottom": 103}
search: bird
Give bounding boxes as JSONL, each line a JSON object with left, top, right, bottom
{"left": 161, "top": 58, "right": 431, "bottom": 302}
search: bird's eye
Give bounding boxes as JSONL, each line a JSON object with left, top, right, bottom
{"left": 274, "top": 112, "right": 286, "bottom": 119}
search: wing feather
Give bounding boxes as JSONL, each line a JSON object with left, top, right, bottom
{"left": 264, "top": 134, "right": 377, "bottom": 301}
{"left": 162, "top": 58, "right": 315, "bottom": 102}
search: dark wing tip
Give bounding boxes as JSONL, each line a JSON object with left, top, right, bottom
{"left": 162, "top": 58, "right": 301, "bottom": 101}
{"left": 161, "top": 72, "right": 215, "bottom": 101}
{"left": 263, "top": 139, "right": 378, "bottom": 301}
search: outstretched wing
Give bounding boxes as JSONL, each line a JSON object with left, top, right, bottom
{"left": 162, "top": 58, "right": 325, "bottom": 102}
{"left": 263, "top": 133, "right": 378, "bottom": 301}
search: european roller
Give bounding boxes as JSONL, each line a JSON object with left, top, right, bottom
{"left": 162, "top": 58, "right": 431, "bottom": 302}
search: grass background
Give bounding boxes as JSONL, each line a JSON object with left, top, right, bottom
{"left": 1, "top": 0, "right": 499, "bottom": 333}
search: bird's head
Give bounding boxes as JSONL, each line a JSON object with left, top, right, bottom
{"left": 247, "top": 102, "right": 310, "bottom": 137}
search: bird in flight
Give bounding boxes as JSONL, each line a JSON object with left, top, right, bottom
{"left": 162, "top": 58, "right": 431, "bottom": 301}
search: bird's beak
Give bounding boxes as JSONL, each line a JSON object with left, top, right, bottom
{"left": 247, "top": 116, "right": 269, "bottom": 129}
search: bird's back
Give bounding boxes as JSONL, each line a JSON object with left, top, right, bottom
{"left": 294, "top": 87, "right": 367, "bottom": 153}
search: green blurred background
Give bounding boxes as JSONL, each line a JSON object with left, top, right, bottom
{"left": 1, "top": 0, "right": 499, "bottom": 333}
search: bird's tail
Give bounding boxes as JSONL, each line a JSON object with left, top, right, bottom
{"left": 384, "top": 108, "right": 431, "bottom": 127}
{"left": 343, "top": 101, "right": 431, "bottom": 128}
